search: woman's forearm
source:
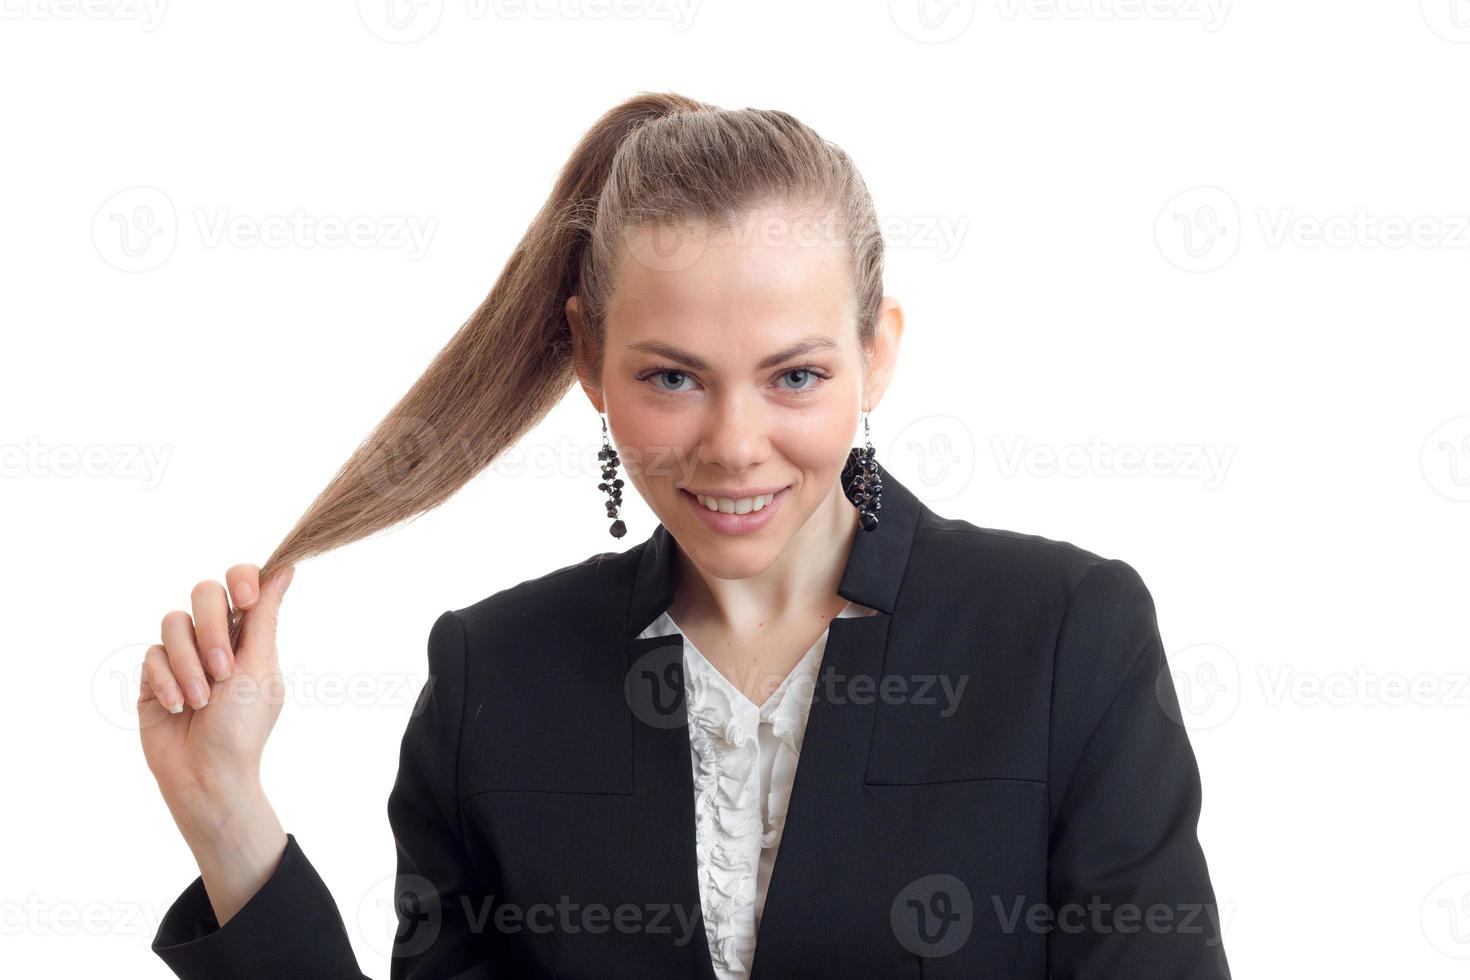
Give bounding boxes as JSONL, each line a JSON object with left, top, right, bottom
{"left": 170, "top": 782, "right": 288, "bottom": 927}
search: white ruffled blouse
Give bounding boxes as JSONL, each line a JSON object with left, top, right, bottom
{"left": 635, "top": 599, "right": 878, "bottom": 979}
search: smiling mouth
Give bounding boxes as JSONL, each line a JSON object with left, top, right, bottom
{"left": 683, "top": 488, "right": 786, "bottom": 514}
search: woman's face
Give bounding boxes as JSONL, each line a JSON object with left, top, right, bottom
{"left": 569, "top": 204, "right": 902, "bottom": 581}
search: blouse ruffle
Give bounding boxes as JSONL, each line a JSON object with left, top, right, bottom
{"left": 638, "top": 600, "right": 873, "bottom": 978}
{"left": 683, "top": 636, "right": 821, "bottom": 975}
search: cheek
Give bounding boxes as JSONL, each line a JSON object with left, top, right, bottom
{"left": 605, "top": 401, "right": 700, "bottom": 487}
{"left": 776, "top": 391, "right": 861, "bottom": 447}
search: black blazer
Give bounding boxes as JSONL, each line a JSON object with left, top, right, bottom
{"left": 152, "top": 463, "right": 1232, "bottom": 979}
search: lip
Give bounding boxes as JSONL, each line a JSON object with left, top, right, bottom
{"left": 681, "top": 486, "right": 789, "bottom": 536}
{"left": 683, "top": 485, "right": 789, "bottom": 498}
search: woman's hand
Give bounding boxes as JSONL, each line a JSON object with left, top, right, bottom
{"left": 138, "top": 563, "right": 295, "bottom": 842}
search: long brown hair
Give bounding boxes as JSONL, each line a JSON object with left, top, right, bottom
{"left": 229, "top": 91, "right": 887, "bottom": 647}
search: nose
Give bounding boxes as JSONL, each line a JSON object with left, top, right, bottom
{"left": 695, "top": 390, "right": 769, "bottom": 475}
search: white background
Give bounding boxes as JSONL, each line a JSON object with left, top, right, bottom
{"left": 3, "top": 1, "right": 1469, "bottom": 976}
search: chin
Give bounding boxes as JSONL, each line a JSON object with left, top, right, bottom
{"left": 686, "top": 542, "right": 782, "bottom": 581}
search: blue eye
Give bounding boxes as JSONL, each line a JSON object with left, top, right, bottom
{"left": 776, "top": 367, "right": 829, "bottom": 392}
{"left": 647, "top": 369, "right": 695, "bottom": 393}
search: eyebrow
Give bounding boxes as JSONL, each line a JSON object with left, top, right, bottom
{"left": 627, "top": 335, "right": 840, "bottom": 371}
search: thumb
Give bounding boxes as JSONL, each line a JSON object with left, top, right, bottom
{"left": 238, "top": 565, "right": 295, "bottom": 656}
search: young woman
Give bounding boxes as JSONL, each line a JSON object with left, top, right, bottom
{"left": 140, "top": 92, "right": 1232, "bottom": 979}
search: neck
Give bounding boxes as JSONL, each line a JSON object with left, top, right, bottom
{"left": 669, "top": 479, "right": 859, "bottom": 630}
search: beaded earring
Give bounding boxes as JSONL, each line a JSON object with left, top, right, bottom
{"left": 598, "top": 414, "right": 626, "bottom": 538}
{"left": 842, "top": 410, "right": 883, "bottom": 532}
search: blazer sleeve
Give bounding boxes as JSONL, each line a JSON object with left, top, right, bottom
{"left": 151, "top": 609, "right": 504, "bottom": 979}
{"left": 1045, "top": 559, "right": 1232, "bottom": 979}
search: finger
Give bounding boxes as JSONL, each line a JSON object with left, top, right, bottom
{"left": 190, "top": 579, "right": 235, "bottom": 682}
{"left": 141, "top": 644, "right": 185, "bottom": 714}
{"left": 161, "top": 610, "right": 211, "bottom": 710}
{"left": 238, "top": 565, "right": 295, "bottom": 658}
{"left": 226, "top": 563, "right": 261, "bottom": 611}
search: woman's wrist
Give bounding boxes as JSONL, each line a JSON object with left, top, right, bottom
{"left": 169, "top": 781, "right": 288, "bottom": 927}
{"left": 164, "top": 774, "right": 266, "bottom": 844}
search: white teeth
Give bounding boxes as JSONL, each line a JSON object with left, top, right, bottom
{"left": 695, "top": 491, "right": 775, "bottom": 514}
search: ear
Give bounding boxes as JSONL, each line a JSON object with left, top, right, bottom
{"left": 859, "top": 295, "right": 905, "bottom": 412}
{"left": 566, "top": 295, "right": 606, "bottom": 413}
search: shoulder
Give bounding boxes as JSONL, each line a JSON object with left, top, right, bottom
{"left": 429, "top": 544, "right": 639, "bottom": 664}
{"left": 907, "top": 511, "right": 1163, "bottom": 721}
{"left": 910, "top": 508, "right": 1152, "bottom": 616}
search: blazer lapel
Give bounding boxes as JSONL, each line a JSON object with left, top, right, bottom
{"left": 616, "top": 459, "right": 925, "bottom": 978}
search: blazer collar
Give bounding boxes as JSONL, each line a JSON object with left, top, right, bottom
{"left": 623, "top": 454, "right": 924, "bottom": 637}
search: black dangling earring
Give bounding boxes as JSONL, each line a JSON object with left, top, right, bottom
{"left": 598, "top": 414, "right": 627, "bottom": 538}
{"left": 842, "top": 410, "right": 883, "bottom": 532}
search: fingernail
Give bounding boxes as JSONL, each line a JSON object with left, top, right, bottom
{"left": 207, "top": 647, "right": 231, "bottom": 680}
{"left": 237, "top": 582, "right": 256, "bottom": 606}
{"left": 165, "top": 688, "right": 185, "bottom": 713}
{"left": 184, "top": 679, "right": 209, "bottom": 709}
